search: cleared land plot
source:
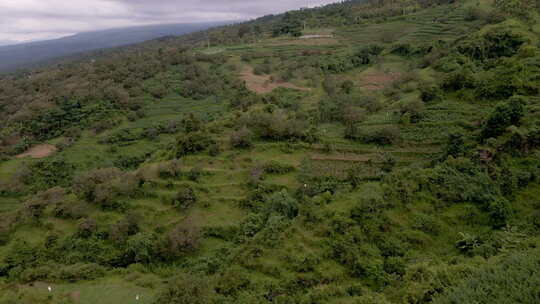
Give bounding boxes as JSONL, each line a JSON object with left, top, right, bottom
{"left": 16, "top": 144, "right": 57, "bottom": 159}
{"left": 240, "top": 65, "right": 311, "bottom": 94}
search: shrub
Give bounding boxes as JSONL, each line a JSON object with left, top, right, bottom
{"left": 153, "top": 273, "right": 213, "bottom": 304}
{"left": 73, "top": 168, "right": 141, "bottom": 206}
{"left": 160, "top": 218, "right": 201, "bottom": 260}
{"left": 21, "top": 157, "right": 75, "bottom": 191}
{"left": 352, "top": 44, "right": 385, "bottom": 65}
{"left": 457, "top": 27, "right": 526, "bottom": 60}
{"left": 426, "top": 157, "right": 499, "bottom": 204}
{"left": 77, "top": 218, "right": 97, "bottom": 238}
{"left": 412, "top": 213, "right": 441, "bottom": 235}
{"left": 343, "top": 106, "right": 367, "bottom": 126}
{"left": 441, "top": 68, "right": 477, "bottom": 91}
{"left": 114, "top": 153, "right": 149, "bottom": 170}
{"left": 264, "top": 190, "right": 299, "bottom": 219}
{"left": 263, "top": 161, "right": 295, "bottom": 174}
{"left": 241, "top": 109, "right": 312, "bottom": 141}
{"left": 175, "top": 132, "right": 213, "bottom": 157}
{"left": 433, "top": 249, "right": 540, "bottom": 304}
{"left": 125, "top": 233, "right": 158, "bottom": 264}
{"left": 399, "top": 99, "right": 425, "bottom": 123}
{"left": 230, "top": 127, "right": 254, "bottom": 149}
{"left": 56, "top": 263, "right": 106, "bottom": 282}
{"left": 487, "top": 197, "right": 513, "bottom": 227}
{"left": 187, "top": 167, "right": 204, "bottom": 182}
{"left": 109, "top": 213, "right": 140, "bottom": 243}
{"left": 53, "top": 201, "right": 88, "bottom": 220}
{"left": 443, "top": 132, "right": 468, "bottom": 158}
{"left": 351, "top": 126, "right": 401, "bottom": 145}
{"left": 474, "top": 58, "right": 537, "bottom": 99}
{"left": 419, "top": 83, "right": 443, "bottom": 102}
{"left": 215, "top": 266, "right": 251, "bottom": 296}
{"left": 464, "top": 7, "right": 487, "bottom": 21}
{"left": 480, "top": 96, "right": 525, "bottom": 140}
{"left": 158, "top": 159, "right": 182, "bottom": 179}
{"left": 172, "top": 184, "right": 197, "bottom": 210}
{"left": 391, "top": 43, "right": 414, "bottom": 56}
{"left": 253, "top": 64, "right": 272, "bottom": 75}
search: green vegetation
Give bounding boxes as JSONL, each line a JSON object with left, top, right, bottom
{"left": 1, "top": 0, "right": 540, "bottom": 303}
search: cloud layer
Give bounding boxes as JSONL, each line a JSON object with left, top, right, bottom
{"left": 0, "top": 0, "right": 336, "bottom": 43}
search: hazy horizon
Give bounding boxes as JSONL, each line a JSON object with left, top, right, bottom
{"left": 0, "top": 0, "right": 337, "bottom": 44}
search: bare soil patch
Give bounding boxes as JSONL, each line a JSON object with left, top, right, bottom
{"left": 240, "top": 66, "right": 310, "bottom": 94}
{"left": 359, "top": 71, "right": 401, "bottom": 91}
{"left": 16, "top": 144, "right": 57, "bottom": 159}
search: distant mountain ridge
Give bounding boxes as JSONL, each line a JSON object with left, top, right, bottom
{"left": 0, "top": 22, "right": 230, "bottom": 72}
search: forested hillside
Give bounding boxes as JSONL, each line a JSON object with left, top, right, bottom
{"left": 0, "top": 22, "right": 229, "bottom": 72}
{"left": 0, "top": 0, "right": 539, "bottom": 303}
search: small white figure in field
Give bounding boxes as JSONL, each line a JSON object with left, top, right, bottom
{"left": 48, "top": 286, "right": 52, "bottom": 292}
{"left": 136, "top": 295, "right": 140, "bottom": 301}
{"left": 304, "top": 184, "right": 308, "bottom": 188}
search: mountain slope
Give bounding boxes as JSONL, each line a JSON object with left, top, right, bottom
{"left": 0, "top": 22, "right": 230, "bottom": 72}
{"left": 0, "top": 0, "right": 539, "bottom": 303}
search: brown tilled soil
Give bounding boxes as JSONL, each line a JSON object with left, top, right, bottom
{"left": 240, "top": 66, "right": 310, "bottom": 94}
{"left": 16, "top": 144, "right": 57, "bottom": 159}
{"left": 359, "top": 71, "right": 401, "bottom": 91}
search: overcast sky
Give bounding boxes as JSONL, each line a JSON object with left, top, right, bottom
{"left": 0, "top": 0, "right": 337, "bottom": 44}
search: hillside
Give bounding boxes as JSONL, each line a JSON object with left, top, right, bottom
{"left": 0, "top": 0, "right": 540, "bottom": 303}
{"left": 0, "top": 22, "right": 230, "bottom": 72}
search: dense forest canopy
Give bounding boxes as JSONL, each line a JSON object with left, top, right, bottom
{"left": 0, "top": 0, "right": 539, "bottom": 303}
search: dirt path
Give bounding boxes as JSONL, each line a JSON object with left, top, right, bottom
{"left": 360, "top": 71, "right": 401, "bottom": 91}
{"left": 240, "top": 66, "right": 310, "bottom": 94}
{"left": 16, "top": 144, "right": 57, "bottom": 159}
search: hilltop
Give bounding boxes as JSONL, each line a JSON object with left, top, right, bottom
{"left": 0, "top": 0, "right": 539, "bottom": 303}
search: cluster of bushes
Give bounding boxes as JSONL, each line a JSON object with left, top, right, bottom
{"left": 21, "top": 99, "right": 116, "bottom": 141}
{"left": 15, "top": 157, "right": 75, "bottom": 192}
{"left": 434, "top": 26, "right": 539, "bottom": 100}
{"left": 480, "top": 96, "right": 525, "bottom": 140}
{"left": 346, "top": 125, "right": 401, "bottom": 145}
{"left": 433, "top": 249, "right": 540, "bottom": 303}
{"left": 272, "top": 12, "right": 303, "bottom": 37}
{"left": 0, "top": 214, "right": 203, "bottom": 282}
{"left": 72, "top": 167, "right": 143, "bottom": 208}
{"left": 18, "top": 263, "right": 106, "bottom": 283}
{"left": 178, "top": 62, "right": 231, "bottom": 100}
{"left": 352, "top": 44, "right": 385, "bottom": 65}
{"left": 237, "top": 109, "right": 318, "bottom": 142}
{"left": 175, "top": 131, "right": 215, "bottom": 157}
{"left": 114, "top": 152, "right": 151, "bottom": 170}
{"left": 456, "top": 27, "right": 526, "bottom": 61}
{"left": 384, "top": 156, "right": 537, "bottom": 227}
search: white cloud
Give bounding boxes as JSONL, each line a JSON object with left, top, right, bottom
{"left": 0, "top": 0, "right": 337, "bottom": 43}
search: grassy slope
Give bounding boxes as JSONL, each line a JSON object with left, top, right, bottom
{"left": 0, "top": 0, "right": 539, "bottom": 302}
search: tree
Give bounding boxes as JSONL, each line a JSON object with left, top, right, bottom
{"left": 125, "top": 233, "right": 157, "bottom": 264}
{"left": 230, "top": 127, "right": 254, "bottom": 149}
{"left": 153, "top": 273, "right": 213, "bottom": 304}
{"left": 160, "top": 218, "right": 201, "bottom": 260}
{"left": 265, "top": 190, "right": 299, "bottom": 219}
{"left": 175, "top": 132, "right": 213, "bottom": 157}
{"left": 480, "top": 96, "right": 525, "bottom": 140}
{"left": 172, "top": 184, "right": 197, "bottom": 210}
